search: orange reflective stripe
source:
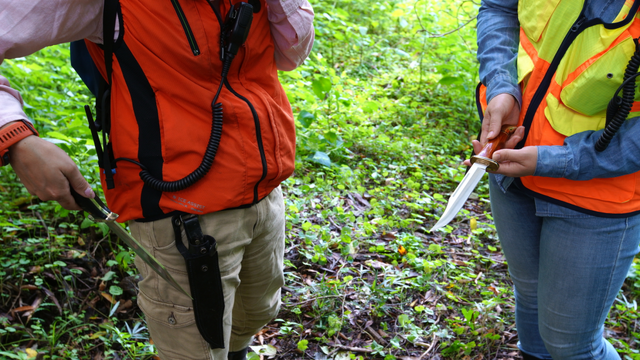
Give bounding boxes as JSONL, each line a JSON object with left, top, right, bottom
{"left": 479, "top": 85, "right": 488, "bottom": 113}
{"left": 520, "top": 27, "right": 539, "bottom": 64}
{"left": 630, "top": 17, "right": 640, "bottom": 37}
{"left": 630, "top": 101, "right": 640, "bottom": 112}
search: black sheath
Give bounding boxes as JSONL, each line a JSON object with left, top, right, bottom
{"left": 172, "top": 214, "right": 225, "bottom": 349}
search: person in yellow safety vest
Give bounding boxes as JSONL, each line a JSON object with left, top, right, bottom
{"left": 471, "top": 0, "right": 640, "bottom": 358}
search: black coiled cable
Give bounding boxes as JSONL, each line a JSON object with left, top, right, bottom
{"left": 595, "top": 43, "right": 640, "bottom": 151}
{"left": 138, "top": 101, "right": 224, "bottom": 192}
{"left": 128, "top": 56, "right": 233, "bottom": 192}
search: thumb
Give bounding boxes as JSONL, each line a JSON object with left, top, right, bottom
{"left": 486, "top": 120, "right": 504, "bottom": 141}
{"left": 66, "top": 170, "right": 95, "bottom": 199}
{"left": 491, "top": 149, "right": 513, "bottom": 163}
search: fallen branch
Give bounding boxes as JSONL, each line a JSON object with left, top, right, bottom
{"left": 329, "top": 344, "right": 374, "bottom": 353}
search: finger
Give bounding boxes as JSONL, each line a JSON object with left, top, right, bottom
{"left": 491, "top": 149, "right": 514, "bottom": 163}
{"left": 504, "top": 126, "right": 525, "bottom": 149}
{"left": 472, "top": 139, "right": 483, "bottom": 155}
{"left": 480, "top": 114, "right": 492, "bottom": 145}
{"left": 63, "top": 168, "right": 95, "bottom": 210}
{"left": 486, "top": 116, "right": 504, "bottom": 142}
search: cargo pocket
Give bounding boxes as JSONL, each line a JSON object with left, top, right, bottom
{"left": 138, "top": 291, "right": 211, "bottom": 360}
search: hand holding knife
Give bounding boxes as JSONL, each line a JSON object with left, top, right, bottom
{"left": 70, "top": 187, "right": 192, "bottom": 298}
{"left": 430, "top": 125, "right": 518, "bottom": 232}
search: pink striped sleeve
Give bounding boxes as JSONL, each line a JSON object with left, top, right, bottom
{"left": 266, "top": 0, "right": 315, "bottom": 71}
{"left": 0, "top": 76, "right": 29, "bottom": 128}
{"left": 0, "top": 0, "right": 104, "bottom": 127}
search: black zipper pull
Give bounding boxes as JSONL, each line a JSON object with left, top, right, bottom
{"left": 571, "top": 16, "right": 586, "bottom": 32}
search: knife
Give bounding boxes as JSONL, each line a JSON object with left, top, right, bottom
{"left": 430, "top": 125, "right": 518, "bottom": 232}
{"left": 70, "top": 187, "right": 192, "bottom": 299}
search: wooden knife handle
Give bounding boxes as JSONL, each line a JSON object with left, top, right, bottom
{"left": 470, "top": 125, "right": 518, "bottom": 171}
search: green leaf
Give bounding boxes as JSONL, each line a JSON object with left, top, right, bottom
{"left": 439, "top": 76, "right": 463, "bottom": 85}
{"left": 324, "top": 131, "right": 338, "bottom": 144}
{"left": 80, "top": 217, "right": 94, "bottom": 229}
{"left": 363, "top": 101, "right": 380, "bottom": 114}
{"left": 310, "top": 151, "right": 332, "bottom": 166}
{"left": 249, "top": 345, "right": 277, "bottom": 356}
{"left": 297, "top": 339, "right": 309, "bottom": 352}
{"left": 109, "top": 285, "right": 123, "bottom": 296}
{"left": 297, "top": 110, "right": 315, "bottom": 128}
{"left": 391, "top": 9, "right": 405, "bottom": 17}
{"left": 395, "top": 49, "right": 410, "bottom": 57}
{"left": 45, "top": 131, "right": 74, "bottom": 142}
{"left": 101, "top": 271, "right": 116, "bottom": 281}
{"left": 312, "top": 77, "right": 332, "bottom": 100}
{"left": 398, "top": 314, "right": 410, "bottom": 326}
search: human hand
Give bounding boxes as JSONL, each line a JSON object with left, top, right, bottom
{"left": 480, "top": 93, "right": 521, "bottom": 144}
{"left": 462, "top": 146, "right": 537, "bottom": 177}
{"left": 463, "top": 125, "right": 527, "bottom": 173}
{"left": 9, "top": 135, "right": 95, "bottom": 210}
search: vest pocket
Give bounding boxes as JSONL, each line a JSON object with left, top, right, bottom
{"left": 545, "top": 92, "right": 606, "bottom": 136}
{"left": 560, "top": 35, "right": 636, "bottom": 118}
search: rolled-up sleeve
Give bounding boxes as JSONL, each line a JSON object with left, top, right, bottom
{"left": 0, "top": 0, "right": 103, "bottom": 127}
{"left": 477, "top": 0, "right": 521, "bottom": 105}
{"left": 0, "top": 76, "right": 28, "bottom": 127}
{"left": 535, "top": 117, "right": 640, "bottom": 180}
{"left": 266, "top": 0, "right": 315, "bottom": 71}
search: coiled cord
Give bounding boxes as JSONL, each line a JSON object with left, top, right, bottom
{"left": 595, "top": 44, "right": 640, "bottom": 151}
{"left": 129, "top": 57, "right": 233, "bottom": 192}
{"left": 138, "top": 101, "right": 224, "bottom": 192}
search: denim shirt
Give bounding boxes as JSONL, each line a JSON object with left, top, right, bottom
{"left": 477, "top": 0, "right": 640, "bottom": 191}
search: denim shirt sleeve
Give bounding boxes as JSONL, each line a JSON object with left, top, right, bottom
{"left": 535, "top": 117, "right": 640, "bottom": 180}
{"left": 477, "top": 0, "right": 522, "bottom": 106}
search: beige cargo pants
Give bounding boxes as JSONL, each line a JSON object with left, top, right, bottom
{"left": 128, "top": 187, "right": 285, "bottom": 360}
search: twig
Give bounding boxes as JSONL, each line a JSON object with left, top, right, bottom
{"left": 91, "top": 234, "right": 110, "bottom": 257}
{"left": 419, "top": 333, "right": 439, "bottom": 359}
{"left": 365, "top": 325, "right": 387, "bottom": 345}
{"left": 33, "top": 211, "right": 50, "bottom": 242}
{"left": 329, "top": 344, "right": 373, "bottom": 353}
{"left": 286, "top": 294, "right": 349, "bottom": 307}
{"left": 412, "top": 0, "right": 478, "bottom": 38}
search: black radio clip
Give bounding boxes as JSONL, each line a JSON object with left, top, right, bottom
{"left": 221, "top": 2, "right": 254, "bottom": 61}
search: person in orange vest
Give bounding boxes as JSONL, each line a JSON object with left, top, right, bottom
{"left": 472, "top": 0, "right": 640, "bottom": 359}
{"left": 0, "top": 0, "right": 314, "bottom": 359}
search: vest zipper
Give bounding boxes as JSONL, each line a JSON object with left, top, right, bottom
{"left": 170, "top": 0, "right": 201, "bottom": 56}
{"left": 223, "top": 79, "right": 268, "bottom": 204}
{"left": 517, "top": 13, "right": 591, "bottom": 149}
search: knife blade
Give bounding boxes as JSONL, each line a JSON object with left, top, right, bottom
{"left": 430, "top": 125, "right": 517, "bottom": 232}
{"left": 70, "top": 187, "right": 192, "bottom": 299}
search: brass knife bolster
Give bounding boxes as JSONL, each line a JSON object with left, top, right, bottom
{"left": 470, "top": 155, "right": 499, "bottom": 172}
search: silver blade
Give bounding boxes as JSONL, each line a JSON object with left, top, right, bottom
{"left": 430, "top": 163, "right": 488, "bottom": 232}
{"left": 105, "top": 221, "right": 192, "bottom": 299}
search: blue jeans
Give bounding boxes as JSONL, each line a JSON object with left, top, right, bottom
{"left": 489, "top": 174, "right": 640, "bottom": 360}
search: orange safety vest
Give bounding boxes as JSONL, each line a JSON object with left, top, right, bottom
{"left": 85, "top": 0, "right": 296, "bottom": 222}
{"left": 478, "top": 0, "right": 640, "bottom": 216}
